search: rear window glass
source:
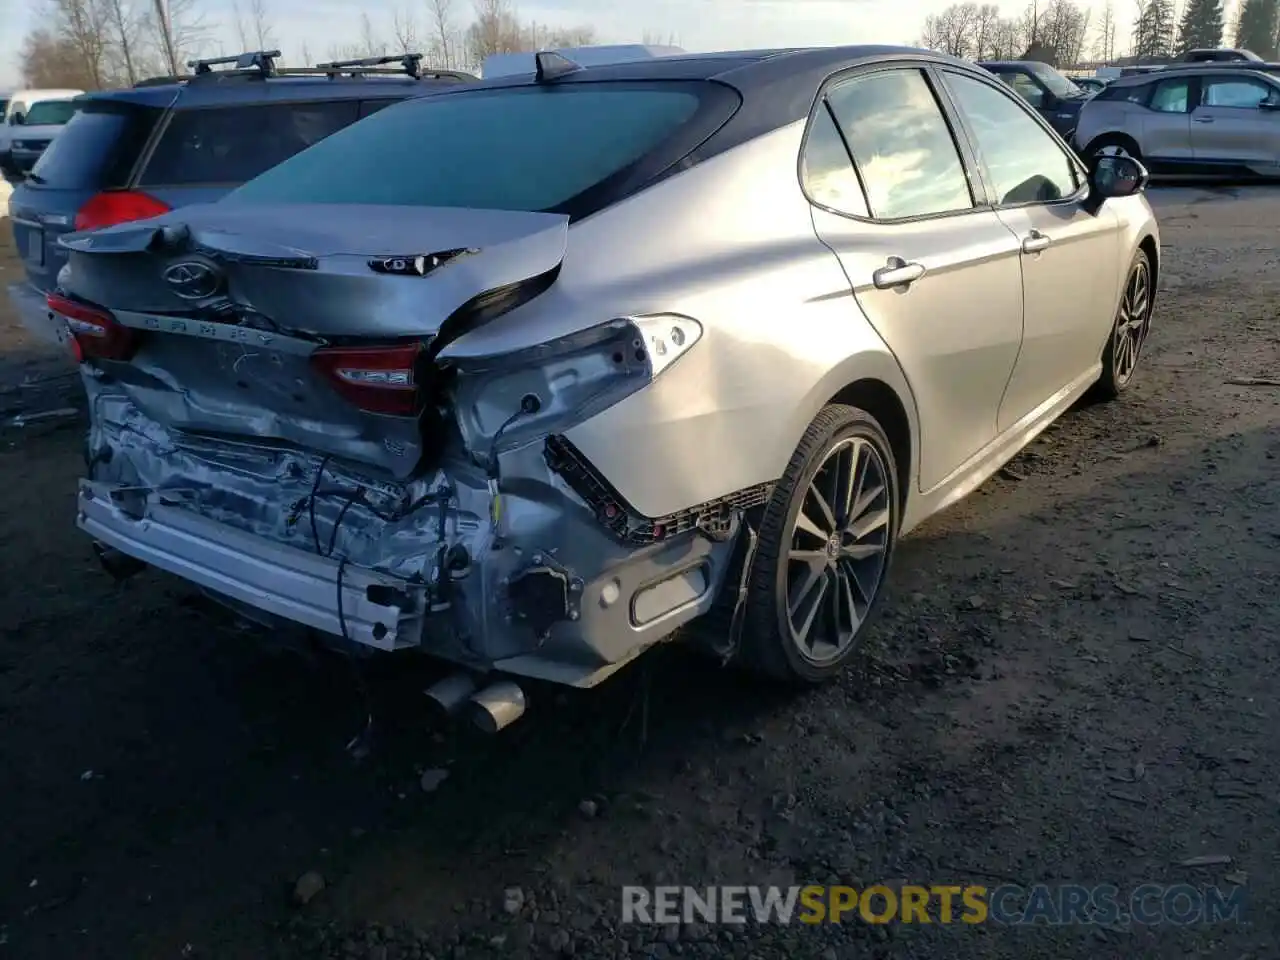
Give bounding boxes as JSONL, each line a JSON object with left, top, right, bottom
{"left": 24, "top": 99, "right": 78, "bottom": 125}
{"left": 29, "top": 103, "right": 162, "bottom": 189}
{"left": 224, "top": 83, "right": 708, "bottom": 214}
{"left": 139, "top": 100, "right": 359, "bottom": 186}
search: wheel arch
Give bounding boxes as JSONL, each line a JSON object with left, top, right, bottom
{"left": 1138, "top": 232, "right": 1159, "bottom": 292}
{"left": 784, "top": 350, "right": 919, "bottom": 514}
{"left": 1083, "top": 130, "right": 1142, "bottom": 158}
{"left": 828, "top": 378, "right": 913, "bottom": 513}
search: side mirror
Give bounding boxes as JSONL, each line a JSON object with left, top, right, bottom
{"left": 1083, "top": 155, "right": 1148, "bottom": 213}
{"left": 1260, "top": 98, "right": 1280, "bottom": 111}
{"left": 11, "top": 113, "right": 24, "bottom": 126}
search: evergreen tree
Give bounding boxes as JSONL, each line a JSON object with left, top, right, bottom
{"left": 1177, "top": 0, "right": 1225, "bottom": 50}
{"left": 1235, "top": 0, "right": 1280, "bottom": 56}
{"left": 1134, "top": 0, "right": 1179, "bottom": 57}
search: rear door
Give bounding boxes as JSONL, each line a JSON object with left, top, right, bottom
{"left": 1190, "top": 73, "right": 1280, "bottom": 166}
{"left": 807, "top": 66, "right": 1025, "bottom": 493}
{"left": 8, "top": 98, "right": 167, "bottom": 292}
{"left": 135, "top": 98, "right": 360, "bottom": 209}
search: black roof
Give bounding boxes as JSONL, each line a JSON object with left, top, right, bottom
{"left": 447, "top": 45, "right": 984, "bottom": 148}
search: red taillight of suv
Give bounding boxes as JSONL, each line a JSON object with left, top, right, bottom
{"left": 310, "top": 343, "right": 423, "bottom": 416}
{"left": 74, "top": 191, "right": 171, "bottom": 231}
{"left": 47, "top": 293, "right": 140, "bottom": 362}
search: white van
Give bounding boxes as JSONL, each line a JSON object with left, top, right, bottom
{"left": 0, "top": 88, "right": 84, "bottom": 173}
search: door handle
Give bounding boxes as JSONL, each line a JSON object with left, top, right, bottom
{"left": 872, "top": 257, "right": 926, "bottom": 289}
{"left": 1193, "top": 116, "right": 1214, "bottom": 123}
{"left": 1021, "top": 230, "right": 1052, "bottom": 254}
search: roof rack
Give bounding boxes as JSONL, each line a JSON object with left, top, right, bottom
{"left": 188, "top": 49, "right": 282, "bottom": 78}
{"left": 309, "top": 53, "right": 474, "bottom": 81}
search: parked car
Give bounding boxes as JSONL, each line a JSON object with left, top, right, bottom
{"left": 52, "top": 46, "right": 1157, "bottom": 729}
{"left": 1074, "top": 65, "right": 1280, "bottom": 177}
{"left": 1178, "top": 48, "right": 1262, "bottom": 62}
{"left": 0, "top": 87, "right": 84, "bottom": 175}
{"left": 6, "top": 50, "right": 473, "bottom": 345}
{"left": 1071, "top": 76, "right": 1110, "bottom": 96}
{"left": 976, "top": 60, "right": 1091, "bottom": 137}
{"left": 7, "top": 96, "right": 79, "bottom": 173}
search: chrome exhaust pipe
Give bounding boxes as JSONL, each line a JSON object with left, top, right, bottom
{"left": 424, "top": 672, "right": 479, "bottom": 716}
{"left": 469, "top": 681, "right": 527, "bottom": 734}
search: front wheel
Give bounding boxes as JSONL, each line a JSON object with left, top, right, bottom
{"left": 1091, "top": 249, "right": 1154, "bottom": 401}
{"left": 736, "top": 404, "right": 900, "bottom": 684}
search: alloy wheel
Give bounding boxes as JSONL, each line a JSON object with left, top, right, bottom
{"left": 1114, "top": 257, "right": 1152, "bottom": 384}
{"left": 1095, "top": 143, "right": 1133, "bottom": 161}
{"left": 785, "top": 436, "right": 891, "bottom": 665}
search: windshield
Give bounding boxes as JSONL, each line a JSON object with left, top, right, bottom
{"left": 225, "top": 82, "right": 713, "bottom": 214}
{"left": 24, "top": 99, "right": 78, "bottom": 125}
{"left": 1027, "top": 63, "right": 1086, "bottom": 98}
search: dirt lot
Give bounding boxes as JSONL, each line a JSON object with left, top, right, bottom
{"left": 1, "top": 189, "right": 1278, "bottom": 960}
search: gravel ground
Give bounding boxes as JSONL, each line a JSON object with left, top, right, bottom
{"left": 0, "top": 187, "right": 1278, "bottom": 960}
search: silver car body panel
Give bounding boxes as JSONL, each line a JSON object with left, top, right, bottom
{"left": 60, "top": 53, "right": 1161, "bottom": 686}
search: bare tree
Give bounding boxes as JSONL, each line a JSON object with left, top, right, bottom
{"left": 425, "top": 0, "right": 458, "bottom": 68}
{"left": 466, "top": 0, "right": 523, "bottom": 62}
{"left": 299, "top": 40, "right": 313, "bottom": 66}
{"left": 154, "top": 0, "right": 212, "bottom": 69}
{"left": 392, "top": 6, "right": 420, "bottom": 54}
{"left": 20, "top": 27, "right": 103, "bottom": 88}
{"left": 105, "top": 0, "right": 142, "bottom": 84}
{"left": 233, "top": 0, "right": 274, "bottom": 50}
{"left": 44, "top": 0, "right": 113, "bottom": 89}
{"left": 328, "top": 11, "right": 389, "bottom": 59}
{"left": 641, "top": 29, "right": 681, "bottom": 46}
{"left": 1093, "top": 0, "right": 1118, "bottom": 59}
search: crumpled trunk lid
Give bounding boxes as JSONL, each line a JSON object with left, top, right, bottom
{"left": 59, "top": 203, "right": 567, "bottom": 478}
{"left": 59, "top": 202, "right": 568, "bottom": 338}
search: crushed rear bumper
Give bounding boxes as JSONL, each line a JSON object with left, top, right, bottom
{"left": 77, "top": 479, "right": 428, "bottom": 651}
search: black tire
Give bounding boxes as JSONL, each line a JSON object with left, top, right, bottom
{"left": 735, "top": 403, "right": 900, "bottom": 684}
{"left": 1083, "top": 133, "right": 1143, "bottom": 166}
{"left": 1091, "top": 248, "right": 1154, "bottom": 402}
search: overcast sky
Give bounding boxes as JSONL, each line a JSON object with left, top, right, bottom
{"left": 0, "top": 0, "right": 1063, "bottom": 90}
{"left": 0, "top": 0, "right": 1119, "bottom": 90}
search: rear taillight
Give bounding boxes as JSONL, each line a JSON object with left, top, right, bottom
{"left": 310, "top": 343, "right": 422, "bottom": 417}
{"left": 74, "top": 190, "right": 170, "bottom": 231}
{"left": 47, "top": 293, "right": 139, "bottom": 362}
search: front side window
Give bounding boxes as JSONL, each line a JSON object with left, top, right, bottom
{"left": 140, "top": 100, "right": 359, "bottom": 186}
{"left": 1201, "top": 77, "right": 1274, "bottom": 107}
{"left": 1150, "top": 79, "right": 1192, "bottom": 113}
{"left": 800, "top": 105, "right": 869, "bottom": 217}
{"left": 24, "top": 100, "right": 78, "bottom": 126}
{"left": 825, "top": 69, "right": 973, "bottom": 220}
{"left": 944, "top": 72, "right": 1079, "bottom": 206}
{"left": 226, "top": 83, "right": 713, "bottom": 214}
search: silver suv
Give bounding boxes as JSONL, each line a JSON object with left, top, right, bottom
{"left": 1075, "top": 65, "right": 1280, "bottom": 176}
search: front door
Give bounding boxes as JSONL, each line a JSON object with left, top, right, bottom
{"left": 937, "top": 68, "right": 1125, "bottom": 433}
{"left": 1190, "top": 73, "right": 1280, "bottom": 167}
{"left": 805, "top": 67, "right": 1025, "bottom": 492}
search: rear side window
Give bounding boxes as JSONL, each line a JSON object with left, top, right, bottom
{"left": 825, "top": 69, "right": 973, "bottom": 221}
{"left": 140, "top": 100, "right": 359, "bottom": 186}
{"left": 800, "top": 106, "right": 869, "bottom": 217}
{"left": 30, "top": 102, "right": 162, "bottom": 189}
{"left": 225, "top": 83, "right": 711, "bottom": 214}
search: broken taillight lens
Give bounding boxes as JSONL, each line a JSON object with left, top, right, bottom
{"left": 47, "top": 293, "right": 139, "bottom": 362}
{"left": 310, "top": 343, "right": 423, "bottom": 417}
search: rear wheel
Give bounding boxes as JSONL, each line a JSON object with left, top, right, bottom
{"left": 736, "top": 404, "right": 900, "bottom": 683}
{"left": 1092, "top": 249, "right": 1154, "bottom": 401}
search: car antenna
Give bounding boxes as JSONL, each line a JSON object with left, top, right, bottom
{"left": 534, "top": 51, "right": 583, "bottom": 82}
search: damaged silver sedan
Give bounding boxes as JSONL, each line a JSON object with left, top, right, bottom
{"left": 51, "top": 47, "right": 1159, "bottom": 728}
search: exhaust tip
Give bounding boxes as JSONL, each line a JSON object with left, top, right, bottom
{"left": 469, "top": 681, "right": 527, "bottom": 734}
{"left": 424, "top": 672, "right": 479, "bottom": 717}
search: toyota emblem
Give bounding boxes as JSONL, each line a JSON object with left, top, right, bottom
{"left": 162, "top": 260, "right": 223, "bottom": 300}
